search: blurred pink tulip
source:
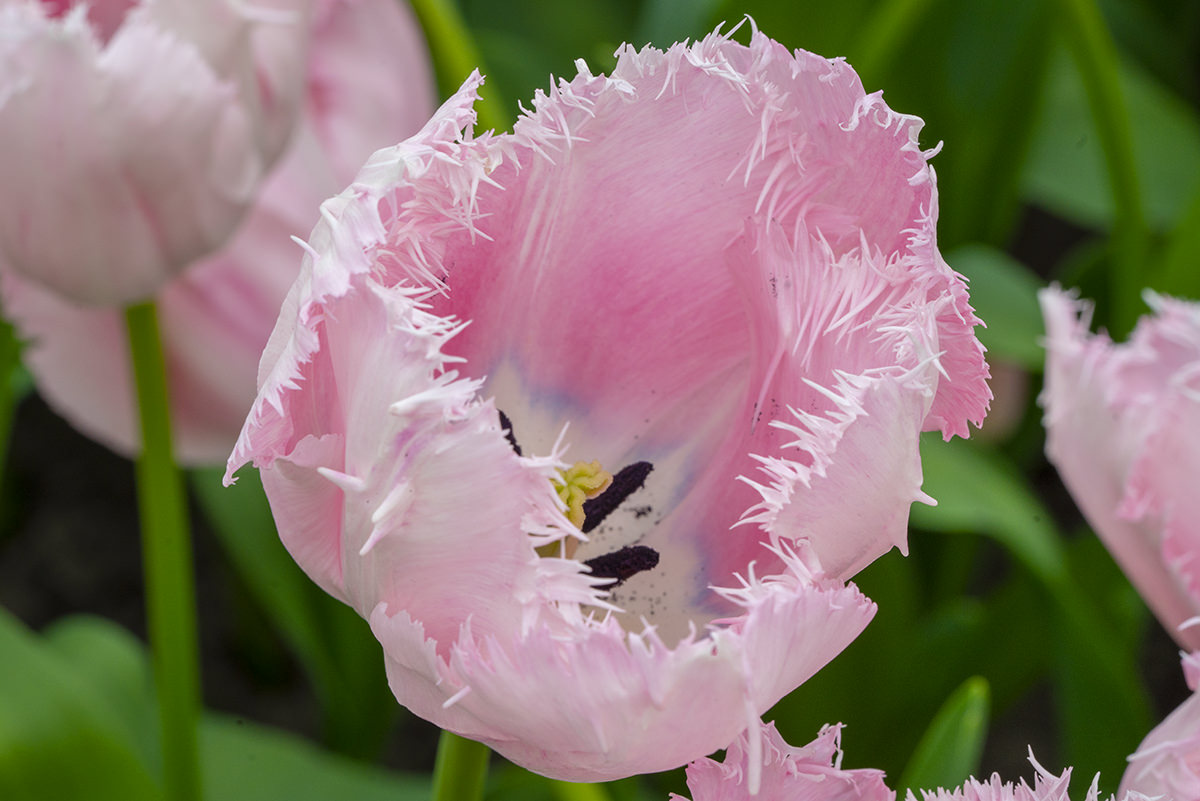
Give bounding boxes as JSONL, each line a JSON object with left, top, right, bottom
{"left": 1120, "top": 653, "right": 1200, "bottom": 800}
{"left": 0, "top": 0, "right": 314, "bottom": 305}
{"left": 226, "top": 25, "right": 989, "bottom": 780}
{"left": 1, "top": 0, "right": 436, "bottom": 464}
{"left": 670, "top": 720, "right": 894, "bottom": 801}
{"left": 1041, "top": 287, "right": 1200, "bottom": 650}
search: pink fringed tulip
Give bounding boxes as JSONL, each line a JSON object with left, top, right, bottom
{"left": 673, "top": 720, "right": 1150, "bottom": 801}
{"left": 1041, "top": 287, "right": 1200, "bottom": 650}
{"left": 0, "top": 0, "right": 435, "bottom": 464}
{"left": 911, "top": 761, "right": 1149, "bottom": 801}
{"left": 227, "top": 25, "right": 990, "bottom": 779}
{"left": 1120, "top": 653, "right": 1200, "bottom": 800}
{"left": 671, "top": 721, "right": 894, "bottom": 801}
{"left": 0, "top": 0, "right": 314, "bottom": 305}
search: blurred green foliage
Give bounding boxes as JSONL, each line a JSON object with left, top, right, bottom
{"left": 2, "top": 0, "right": 1198, "bottom": 799}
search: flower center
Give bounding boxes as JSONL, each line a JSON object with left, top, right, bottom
{"left": 554, "top": 461, "right": 613, "bottom": 529}
{"left": 502, "top": 410, "right": 660, "bottom": 587}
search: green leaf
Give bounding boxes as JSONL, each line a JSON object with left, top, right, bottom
{"left": 460, "top": 0, "right": 639, "bottom": 106}
{"left": 911, "top": 435, "right": 1064, "bottom": 586}
{"left": 634, "top": 0, "right": 723, "bottom": 46}
{"left": 0, "top": 610, "right": 163, "bottom": 801}
{"left": 769, "top": 553, "right": 935, "bottom": 780}
{"left": 190, "top": 468, "right": 329, "bottom": 690}
{"left": 41, "top": 616, "right": 160, "bottom": 771}
{"left": 1023, "top": 47, "right": 1200, "bottom": 231}
{"left": 947, "top": 245, "right": 1046, "bottom": 369}
{"left": 1153, "top": 182, "right": 1200, "bottom": 299}
{"left": 2, "top": 611, "right": 432, "bottom": 801}
{"left": 1050, "top": 542, "right": 1153, "bottom": 792}
{"left": 201, "top": 718, "right": 429, "bottom": 801}
{"left": 897, "top": 676, "right": 991, "bottom": 794}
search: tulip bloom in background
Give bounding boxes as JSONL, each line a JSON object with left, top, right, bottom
{"left": 912, "top": 768, "right": 1149, "bottom": 801}
{"left": 1120, "top": 653, "right": 1200, "bottom": 800}
{"left": 669, "top": 720, "right": 893, "bottom": 801}
{"left": 0, "top": 0, "right": 313, "bottom": 306}
{"left": 1042, "top": 288, "right": 1200, "bottom": 801}
{"left": 673, "top": 720, "right": 1150, "bottom": 801}
{"left": 0, "top": 0, "right": 436, "bottom": 464}
{"left": 1041, "top": 288, "right": 1200, "bottom": 650}
{"left": 227, "top": 24, "right": 990, "bottom": 781}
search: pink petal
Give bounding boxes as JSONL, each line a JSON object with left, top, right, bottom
{"left": 1120, "top": 678, "right": 1200, "bottom": 801}
{"left": 915, "top": 756, "right": 1139, "bottom": 801}
{"left": 1183, "top": 650, "right": 1200, "bottom": 692}
{"left": 674, "top": 722, "right": 1146, "bottom": 801}
{"left": 1040, "top": 287, "right": 1200, "bottom": 650}
{"left": 673, "top": 720, "right": 894, "bottom": 801}
{"left": 369, "top": 550, "right": 876, "bottom": 781}
{"left": 1, "top": 0, "right": 434, "bottom": 464}
{"left": 229, "top": 25, "right": 989, "bottom": 780}
{"left": 0, "top": 0, "right": 311, "bottom": 305}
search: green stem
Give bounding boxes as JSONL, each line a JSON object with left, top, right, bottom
{"left": 1055, "top": 0, "right": 1147, "bottom": 335}
{"left": 549, "top": 780, "right": 615, "bottom": 801}
{"left": 125, "top": 302, "right": 201, "bottom": 801}
{"left": 408, "top": 0, "right": 512, "bottom": 133}
{"left": 431, "top": 731, "right": 490, "bottom": 801}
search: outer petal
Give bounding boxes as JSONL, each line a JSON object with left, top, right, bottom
{"left": 229, "top": 26, "right": 986, "bottom": 780}
{"left": 672, "top": 720, "right": 894, "bottom": 801}
{"left": 1040, "top": 287, "right": 1200, "bottom": 650}
{"left": 371, "top": 551, "right": 875, "bottom": 780}
{"left": 0, "top": 0, "right": 434, "bottom": 464}
{"left": 1121, "top": 656, "right": 1200, "bottom": 800}
{"left": 0, "top": 0, "right": 311, "bottom": 305}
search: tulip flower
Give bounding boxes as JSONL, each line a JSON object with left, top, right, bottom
{"left": 227, "top": 24, "right": 990, "bottom": 780}
{"left": 0, "top": 0, "right": 313, "bottom": 305}
{"left": 673, "top": 719, "right": 1152, "bottom": 801}
{"left": 1120, "top": 653, "right": 1200, "bottom": 800}
{"left": 0, "top": 0, "right": 436, "bottom": 464}
{"left": 1041, "top": 287, "right": 1200, "bottom": 650}
{"left": 911, "top": 768, "right": 1148, "bottom": 801}
{"left": 670, "top": 720, "right": 894, "bottom": 801}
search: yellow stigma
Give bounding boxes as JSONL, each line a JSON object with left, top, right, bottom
{"left": 553, "top": 460, "right": 613, "bottom": 529}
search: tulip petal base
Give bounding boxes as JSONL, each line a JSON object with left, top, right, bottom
{"left": 228, "top": 25, "right": 989, "bottom": 781}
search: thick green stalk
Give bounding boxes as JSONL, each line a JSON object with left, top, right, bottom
{"left": 125, "top": 302, "right": 201, "bottom": 801}
{"left": 1055, "top": 0, "right": 1147, "bottom": 335}
{"left": 549, "top": 779, "right": 615, "bottom": 801}
{"left": 408, "top": 0, "right": 512, "bottom": 132}
{"left": 431, "top": 731, "right": 490, "bottom": 801}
